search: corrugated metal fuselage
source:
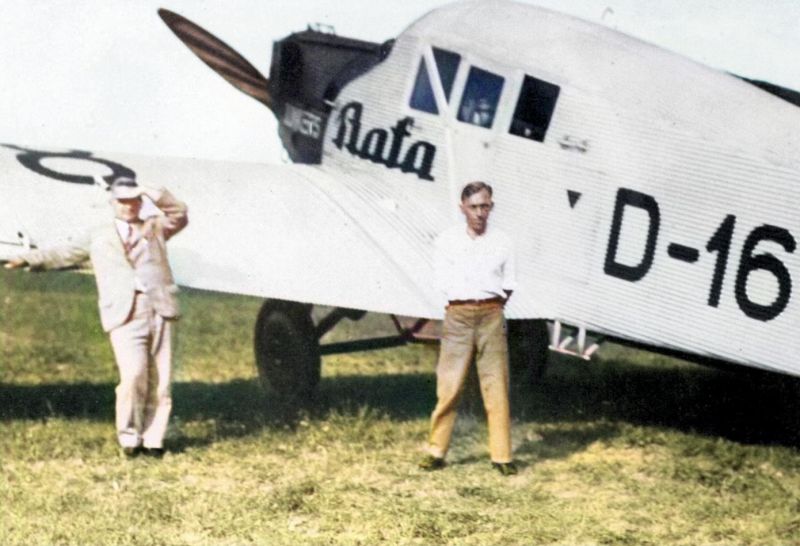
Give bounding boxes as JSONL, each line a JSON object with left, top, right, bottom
{"left": 2, "top": 1, "right": 799, "bottom": 378}
{"left": 318, "top": 0, "right": 800, "bottom": 376}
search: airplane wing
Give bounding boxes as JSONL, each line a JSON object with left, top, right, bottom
{"left": 0, "top": 145, "right": 447, "bottom": 319}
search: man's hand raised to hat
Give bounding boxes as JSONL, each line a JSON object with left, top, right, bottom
{"left": 139, "top": 186, "right": 163, "bottom": 203}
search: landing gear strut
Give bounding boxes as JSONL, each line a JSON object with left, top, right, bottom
{"left": 254, "top": 300, "right": 397, "bottom": 403}
{"left": 254, "top": 300, "right": 550, "bottom": 402}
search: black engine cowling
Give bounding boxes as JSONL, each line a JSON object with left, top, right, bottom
{"left": 268, "top": 29, "right": 394, "bottom": 164}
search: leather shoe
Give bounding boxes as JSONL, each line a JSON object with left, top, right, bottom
{"left": 492, "top": 461, "right": 518, "bottom": 476}
{"left": 418, "top": 454, "right": 446, "bottom": 471}
{"left": 143, "top": 447, "right": 166, "bottom": 458}
{"left": 121, "top": 446, "right": 142, "bottom": 458}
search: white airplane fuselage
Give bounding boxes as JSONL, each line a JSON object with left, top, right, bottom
{"left": 315, "top": 1, "right": 800, "bottom": 376}
{"left": 2, "top": 0, "right": 799, "bottom": 379}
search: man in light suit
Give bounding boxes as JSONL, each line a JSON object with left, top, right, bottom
{"left": 5, "top": 177, "right": 188, "bottom": 457}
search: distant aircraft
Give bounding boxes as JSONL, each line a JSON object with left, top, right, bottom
{"left": 3, "top": 0, "right": 800, "bottom": 401}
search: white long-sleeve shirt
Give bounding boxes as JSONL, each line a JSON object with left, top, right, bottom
{"left": 433, "top": 224, "right": 517, "bottom": 302}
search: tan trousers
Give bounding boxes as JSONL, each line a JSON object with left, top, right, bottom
{"left": 427, "top": 302, "right": 512, "bottom": 463}
{"left": 108, "top": 292, "right": 173, "bottom": 449}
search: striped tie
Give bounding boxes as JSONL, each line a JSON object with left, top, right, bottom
{"left": 123, "top": 223, "right": 134, "bottom": 255}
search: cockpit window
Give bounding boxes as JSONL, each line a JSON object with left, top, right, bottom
{"left": 409, "top": 58, "right": 438, "bottom": 114}
{"left": 457, "top": 67, "right": 504, "bottom": 129}
{"left": 432, "top": 48, "right": 460, "bottom": 102}
{"left": 509, "top": 75, "right": 560, "bottom": 142}
{"left": 409, "top": 47, "right": 462, "bottom": 114}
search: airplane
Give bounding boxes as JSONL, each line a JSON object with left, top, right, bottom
{"left": 2, "top": 0, "right": 800, "bottom": 402}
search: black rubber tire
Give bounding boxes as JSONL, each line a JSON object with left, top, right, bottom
{"left": 507, "top": 319, "right": 549, "bottom": 387}
{"left": 254, "top": 299, "right": 321, "bottom": 404}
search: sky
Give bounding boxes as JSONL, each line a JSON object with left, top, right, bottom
{"left": 1, "top": 0, "right": 798, "bottom": 164}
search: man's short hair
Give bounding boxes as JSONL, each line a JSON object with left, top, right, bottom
{"left": 461, "top": 181, "right": 493, "bottom": 201}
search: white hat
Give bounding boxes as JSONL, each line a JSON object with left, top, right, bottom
{"left": 109, "top": 177, "right": 142, "bottom": 200}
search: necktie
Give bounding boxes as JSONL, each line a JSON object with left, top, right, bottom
{"left": 124, "top": 223, "right": 135, "bottom": 254}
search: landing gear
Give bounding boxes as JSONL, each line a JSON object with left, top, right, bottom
{"left": 254, "top": 299, "right": 320, "bottom": 403}
{"left": 253, "top": 300, "right": 401, "bottom": 403}
{"left": 253, "top": 301, "right": 550, "bottom": 403}
{"left": 508, "top": 319, "right": 549, "bottom": 386}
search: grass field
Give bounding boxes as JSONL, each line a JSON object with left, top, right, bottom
{"left": 2, "top": 268, "right": 800, "bottom": 545}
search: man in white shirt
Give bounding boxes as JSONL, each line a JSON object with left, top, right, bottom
{"left": 420, "top": 181, "right": 518, "bottom": 475}
{"left": 5, "top": 176, "right": 188, "bottom": 458}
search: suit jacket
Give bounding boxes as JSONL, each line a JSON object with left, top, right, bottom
{"left": 23, "top": 188, "right": 188, "bottom": 332}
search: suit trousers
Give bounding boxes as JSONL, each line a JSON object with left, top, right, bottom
{"left": 108, "top": 292, "right": 174, "bottom": 449}
{"left": 427, "top": 302, "right": 512, "bottom": 463}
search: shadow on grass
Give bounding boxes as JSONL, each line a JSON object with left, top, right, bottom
{"left": 0, "top": 374, "right": 435, "bottom": 425}
{"left": 517, "top": 356, "right": 800, "bottom": 448}
{"left": 2, "top": 357, "right": 799, "bottom": 449}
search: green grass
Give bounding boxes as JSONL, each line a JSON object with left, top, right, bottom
{"left": 2, "top": 268, "right": 800, "bottom": 545}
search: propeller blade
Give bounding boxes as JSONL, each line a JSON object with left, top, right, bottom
{"left": 158, "top": 8, "right": 272, "bottom": 109}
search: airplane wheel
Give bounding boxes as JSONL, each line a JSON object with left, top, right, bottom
{"left": 508, "top": 319, "right": 549, "bottom": 387}
{"left": 254, "top": 299, "right": 321, "bottom": 404}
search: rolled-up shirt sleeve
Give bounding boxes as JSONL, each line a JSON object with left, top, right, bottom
{"left": 501, "top": 240, "right": 517, "bottom": 294}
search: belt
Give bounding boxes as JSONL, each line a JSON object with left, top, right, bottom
{"left": 448, "top": 297, "right": 505, "bottom": 306}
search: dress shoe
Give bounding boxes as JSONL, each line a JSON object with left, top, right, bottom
{"left": 143, "top": 447, "right": 166, "bottom": 458}
{"left": 492, "top": 461, "right": 518, "bottom": 476}
{"left": 418, "top": 454, "right": 446, "bottom": 471}
{"left": 121, "top": 446, "right": 142, "bottom": 458}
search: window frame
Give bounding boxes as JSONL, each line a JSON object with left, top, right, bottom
{"left": 455, "top": 65, "right": 506, "bottom": 130}
{"left": 507, "top": 73, "right": 561, "bottom": 143}
{"left": 406, "top": 44, "right": 465, "bottom": 119}
{"left": 404, "top": 43, "right": 564, "bottom": 146}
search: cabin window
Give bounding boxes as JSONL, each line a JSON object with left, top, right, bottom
{"left": 433, "top": 48, "right": 460, "bottom": 102}
{"left": 409, "top": 47, "right": 462, "bottom": 114}
{"left": 457, "top": 67, "right": 504, "bottom": 129}
{"left": 509, "top": 75, "right": 560, "bottom": 142}
{"left": 409, "top": 58, "right": 438, "bottom": 114}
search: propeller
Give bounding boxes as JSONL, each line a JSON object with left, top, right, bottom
{"left": 158, "top": 8, "right": 273, "bottom": 109}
